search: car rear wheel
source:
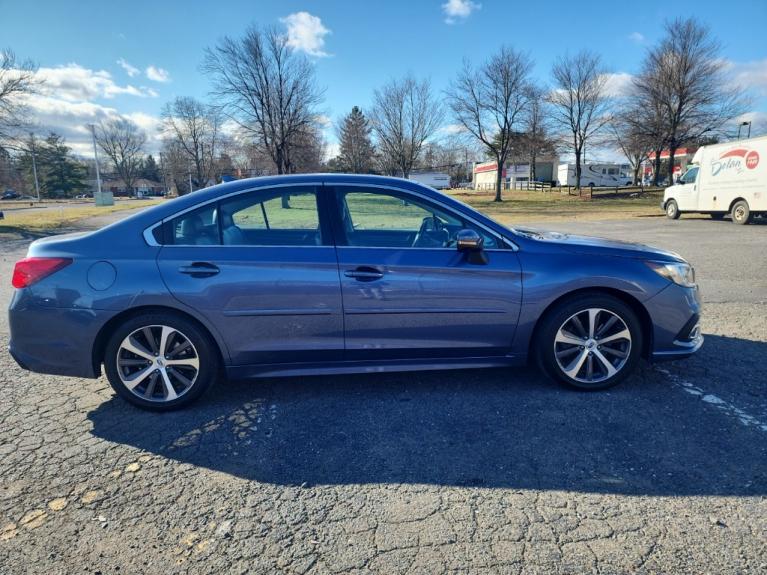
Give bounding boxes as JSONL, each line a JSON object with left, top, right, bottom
{"left": 104, "top": 312, "right": 219, "bottom": 410}
{"left": 536, "top": 294, "right": 643, "bottom": 390}
{"left": 731, "top": 200, "right": 751, "bottom": 225}
{"left": 665, "top": 200, "right": 680, "bottom": 219}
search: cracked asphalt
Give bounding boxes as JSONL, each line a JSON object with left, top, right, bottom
{"left": 1, "top": 212, "right": 766, "bottom": 574}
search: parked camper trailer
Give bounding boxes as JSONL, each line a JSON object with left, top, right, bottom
{"left": 408, "top": 172, "right": 451, "bottom": 190}
{"left": 557, "top": 163, "right": 633, "bottom": 187}
{"left": 661, "top": 136, "right": 767, "bottom": 224}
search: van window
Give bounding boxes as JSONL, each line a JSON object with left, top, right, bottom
{"left": 681, "top": 167, "right": 699, "bottom": 184}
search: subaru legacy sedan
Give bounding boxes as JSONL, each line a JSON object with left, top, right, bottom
{"left": 9, "top": 175, "right": 702, "bottom": 410}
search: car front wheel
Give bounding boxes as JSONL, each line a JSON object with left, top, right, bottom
{"left": 665, "top": 200, "right": 680, "bottom": 219}
{"left": 104, "top": 312, "right": 219, "bottom": 410}
{"left": 536, "top": 295, "right": 643, "bottom": 390}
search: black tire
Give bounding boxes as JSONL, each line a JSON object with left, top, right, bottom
{"left": 709, "top": 213, "right": 725, "bottom": 220}
{"left": 535, "top": 294, "right": 643, "bottom": 391}
{"left": 104, "top": 312, "right": 220, "bottom": 410}
{"left": 665, "top": 199, "right": 681, "bottom": 220}
{"left": 731, "top": 200, "right": 751, "bottom": 225}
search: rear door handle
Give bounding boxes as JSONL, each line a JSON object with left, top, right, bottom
{"left": 179, "top": 262, "right": 220, "bottom": 277}
{"left": 344, "top": 266, "right": 384, "bottom": 281}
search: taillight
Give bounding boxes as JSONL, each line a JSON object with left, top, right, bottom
{"left": 12, "top": 257, "right": 73, "bottom": 289}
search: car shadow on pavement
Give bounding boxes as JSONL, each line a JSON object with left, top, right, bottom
{"left": 88, "top": 334, "right": 767, "bottom": 496}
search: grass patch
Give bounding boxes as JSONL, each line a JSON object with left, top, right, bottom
{"left": 0, "top": 199, "right": 163, "bottom": 239}
{"left": 448, "top": 188, "right": 664, "bottom": 225}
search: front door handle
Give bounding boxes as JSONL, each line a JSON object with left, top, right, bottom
{"left": 179, "top": 262, "right": 220, "bottom": 277}
{"left": 344, "top": 266, "right": 384, "bottom": 281}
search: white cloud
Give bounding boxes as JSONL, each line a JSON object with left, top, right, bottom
{"left": 116, "top": 58, "right": 140, "bottom": 77}
{"left": 145, "top": 65, "right": 171, "bottom": 83}
{"left": 441, "top": 123, "right": 467, "bottom": 135}
{"left": 280, "top": 12, "right": 331, "bottom": 57}
{"left": 442, "top": 0, "right": 481, "bottom": 24}
{"left": 628, "top": 32, "right": 645, "bottom": 44}
{"left": 602, "top": 72, "right": 634, "bottom": 97}
{"left": 724, "top": 59, "right": 767, "bottom": 96}
{"left": 33, "top": 64, "right": 157, "bottom": 101}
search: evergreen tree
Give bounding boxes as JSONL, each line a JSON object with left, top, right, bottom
{"left": 140, "top": 154, "right": 160, "bottom": 181}
{"left": 337, "top": 106, "right": 375, "bottom": 174}
{"left": 37, "top": 133, "right": 87, "bottom": 197}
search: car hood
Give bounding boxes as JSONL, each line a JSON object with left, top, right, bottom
{"left": 513, "top": 229, "right": 685, "bottom": 262}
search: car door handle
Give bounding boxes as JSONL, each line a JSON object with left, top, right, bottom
{"left": 344, "top": 267, "right": 384, "bottom": 281}
{"left": 178, "top": 262, "right": 220, "bottom": 277}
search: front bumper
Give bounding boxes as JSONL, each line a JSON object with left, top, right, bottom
{"left": 646, "top": 282, "right": 704, "bottom": 362}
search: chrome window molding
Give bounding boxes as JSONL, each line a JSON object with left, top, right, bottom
{"left": 141, "top": 179, "right": 519, "bottom": 251}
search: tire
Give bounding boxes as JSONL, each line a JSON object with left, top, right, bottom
{"left": 709, "top": 213, "right": 725, "bottom": 220}
{"left": 731, "top": 200, "right": 751, "bottom": 225}
{"left": 104, "top": 312, "right": 220, "bottom": 410}
{"left": 535, "top": 294, "right": 643, "bottom": 391}
{"left": 665, "top": 200, "right": 680, "bottom": 219}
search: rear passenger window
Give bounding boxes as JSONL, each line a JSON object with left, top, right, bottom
{"left": 171, "top": 204, "right": 220, "bottom": 246}
{"left": 219, "top": 187, "right": 321, "bottom": 246}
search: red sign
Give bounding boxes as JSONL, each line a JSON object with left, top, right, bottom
{"left": 746, "top": 151, "right": 759, "bottom": 170}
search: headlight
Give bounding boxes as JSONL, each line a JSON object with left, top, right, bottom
{"left": 646, "top": 261, "right": 696, "bottom": 288}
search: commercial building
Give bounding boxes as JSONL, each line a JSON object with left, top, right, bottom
{"left": 472, "top": 156, "right": 559, "bottom": 190}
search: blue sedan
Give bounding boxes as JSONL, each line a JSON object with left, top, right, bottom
{"left": 8, "top": 174, "right": 703, "bottom": 410}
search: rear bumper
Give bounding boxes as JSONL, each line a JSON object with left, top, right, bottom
{"left": 8, "top": 298, "right": 108, "bottom": 378}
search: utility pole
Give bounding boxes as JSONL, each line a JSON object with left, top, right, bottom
{"left": 188, "top": 172, "right": 193, "bottom": 193}
{"left": 29, "top": 132, "right": 40, "bottom": 201}
{"left": 88, "top": 124, "right": 102, "bottom": 195}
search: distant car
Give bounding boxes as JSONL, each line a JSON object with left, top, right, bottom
{"left": 9, "top": 174, "right": 703, "bottom": 410}
{"left": 2, "top": 191, "right": 20, "bottom": 200}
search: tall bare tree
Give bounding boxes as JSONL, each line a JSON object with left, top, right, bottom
{"left": 161, "top": 96, "right": 222, "bottom": 189}
{"left": 635, "top": 18, "right": 747, "bottom": 183}
{"left": 521, "top": 85, "right": 554, "bottom": 183}
{"left": 336, "top": 106, "right": 375, "bottom": 173}
{"left": 95, "top": 118, "right": 146, "bottom": 195}
{"left": 446, "top": 47, "right": 533, "bottom": 201}
{"left": 370, "top": 74, "right": 443, "bottom": 179}
{"left": 609, "top": 115, "right": 652, "bottom": 185}
{"left": 0, "top": 49, "right": 40, "bottom": 144}
{"left": 203, "top": 25, "right": 324, "bottom": 175}
{"left": 548, "top": 51, "right": 611, "bottom": 189}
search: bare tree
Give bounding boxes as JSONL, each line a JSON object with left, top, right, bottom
{"left": 161, "top": 96, "right": 222, "bottom": 189}
{"left": 635, "top": 18, "right": 747, "bottom": 184}
{"left": 521, "top": 85, "right": 554, "bottom": 183}
{"left": 0, "top": 49, "right": 40, "bottom": 144}
{"left": 609, "top": 115, "right": 652, "bottom": 185}
{"left": 370, "top": 74, "right": 443, "bottom": 179}
{"left": 203, "top": 25, "right": 324, "bottom": 175}
{"left": 446, "top": 47, "right": 533, "bottom": 201}
{"left": 548, "top": 51, "right": 611, "bottom": 190}
{"left": 95, "top": 118, "right": 146, "bottom": 195}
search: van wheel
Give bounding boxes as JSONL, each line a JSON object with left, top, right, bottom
{"left": 665, "top": 200, "right": 681, "bottom": 219}
{"left": 731, "top": 200, "right": 751, "bottom": 225}
{"left": 104, "top": 312, "right": 220, "bottom": 411}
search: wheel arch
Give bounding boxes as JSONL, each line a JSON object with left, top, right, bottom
{"left": 91, "top": 305, "right": 228, "bottom": 376}
{"left": 728, "top": 197, "right": 748, "bottom": 212}
{"left": 528, "top": 287, "right": 653, "bottom": 362}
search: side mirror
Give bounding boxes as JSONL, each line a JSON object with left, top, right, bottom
{"left": 456, "top": 229, "right": 488, "bottom": 264}
{"left": 678, "top": 179, "right": 685, "bottom": 185}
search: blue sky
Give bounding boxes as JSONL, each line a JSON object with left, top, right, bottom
{"left": 2, "top": 0, "right": 766, "bottom": 158}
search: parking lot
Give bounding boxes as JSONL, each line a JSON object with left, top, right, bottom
{"left": 1, "top": 212, "right": 765, "bottom": 574}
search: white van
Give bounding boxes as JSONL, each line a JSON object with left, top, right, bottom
{"left": 662, "top": 135, "right": 767, "bottom": 224}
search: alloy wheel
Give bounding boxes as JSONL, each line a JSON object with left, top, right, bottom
{"left": 554, "top": 308, "right": 632, "bottom": 384}
{"left": 116, "top": 325, "right": 200, "bottom": 402}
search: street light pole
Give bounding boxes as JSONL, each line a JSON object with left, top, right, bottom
{"left": 29, "top": 132, "right": 40, "bottom": 201}
{"left": 88, "top": 124, "right": 102, "bottom": 196}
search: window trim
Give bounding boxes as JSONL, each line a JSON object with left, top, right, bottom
{"left": 144, "top": 182, "right": 330, "bottom": 248}
{"left": 327, "top": 183, "right": 516, "bottom": 251}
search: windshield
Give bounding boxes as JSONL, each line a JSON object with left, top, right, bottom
{"left": 680, "top": 166, "right": 699, "bottom": 184}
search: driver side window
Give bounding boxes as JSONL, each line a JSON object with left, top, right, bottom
{"left": 338, "top": 189, "right": 497, "bottom": 249}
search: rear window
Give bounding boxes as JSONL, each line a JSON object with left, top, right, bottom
{"left": 169, "top": 204, "right": 220, "bottom": 246}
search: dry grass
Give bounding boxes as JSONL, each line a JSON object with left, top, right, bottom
{"left": 448, "top": 188, "right": 665, "bottom": 224}
{"left": 0, "top": 199, "right": 163, "bottom": 238}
